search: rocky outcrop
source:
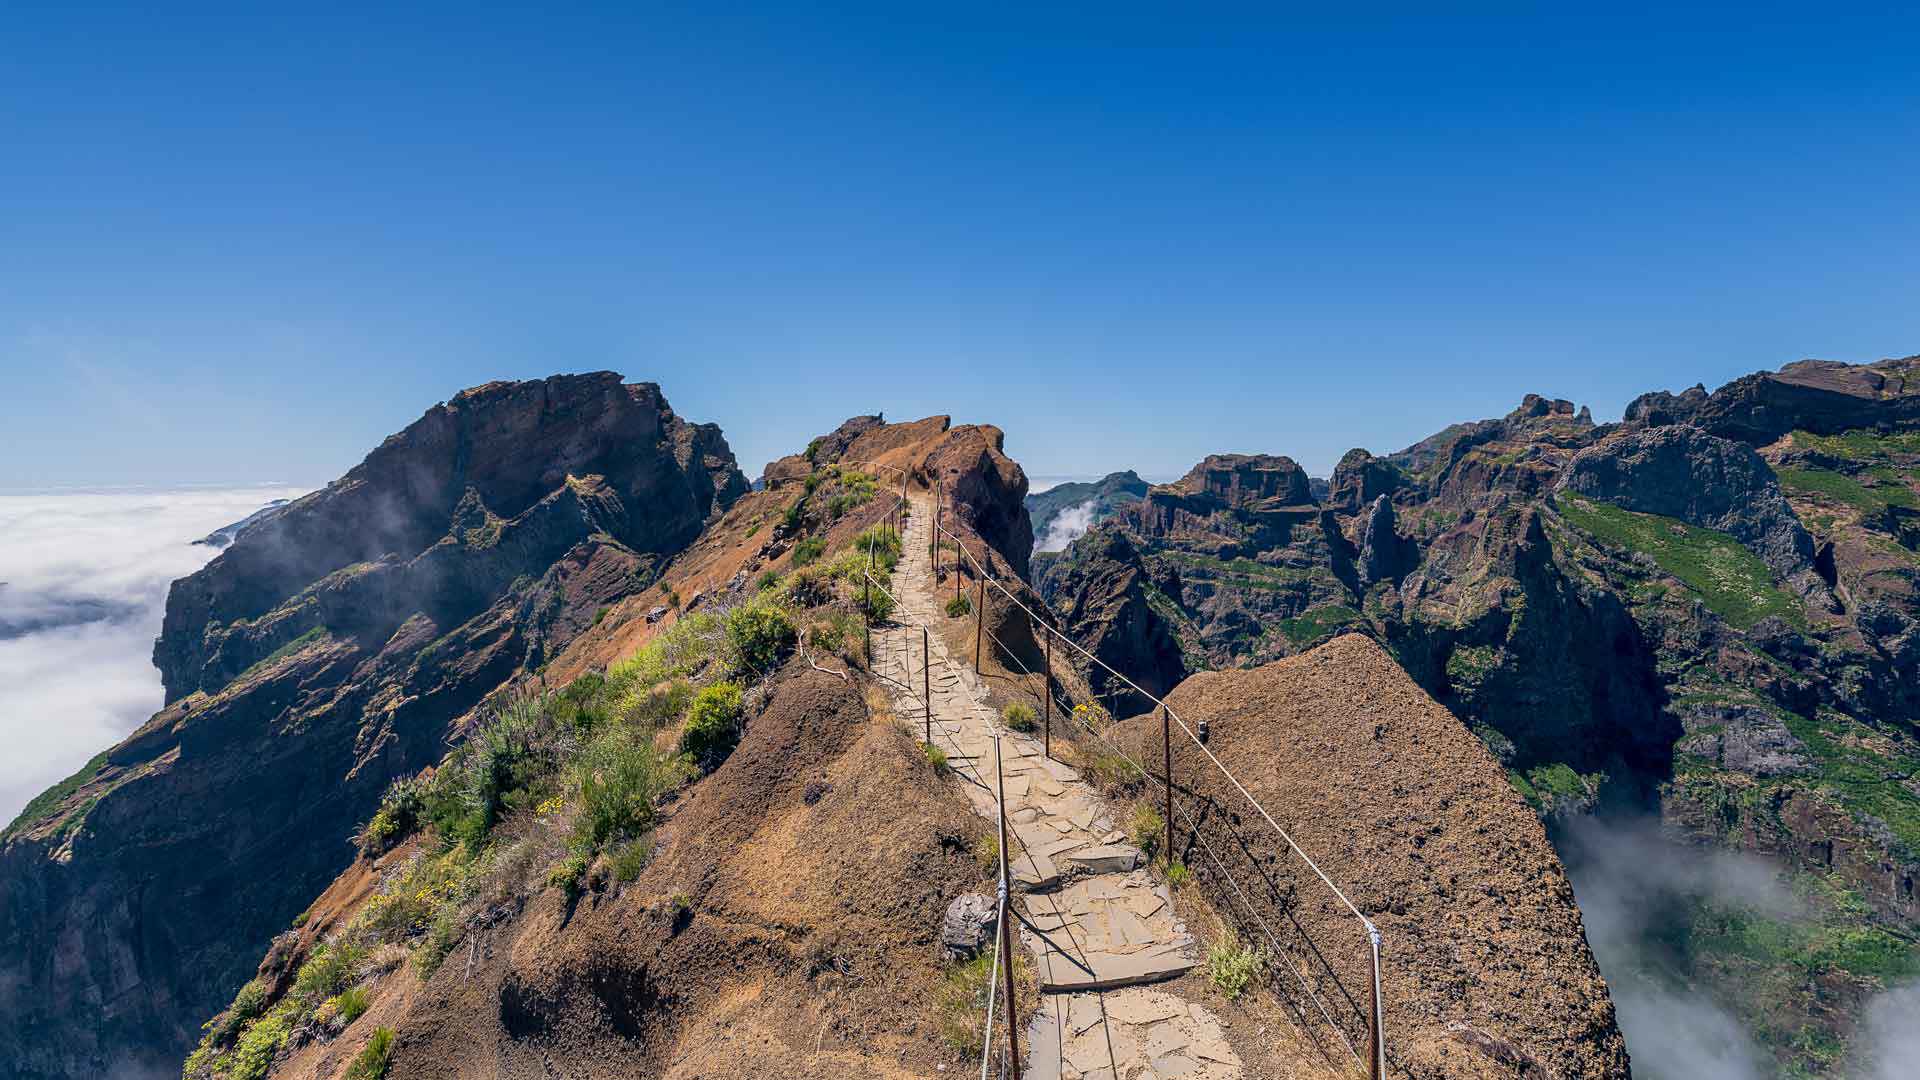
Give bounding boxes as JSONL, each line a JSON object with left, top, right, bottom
{"left": 1039, "top": 525, "right": 1189, "bottom": 712}
{"left": 1329, "top": 448, "right": 1409, "bottom": 513}
{"left": 1636, "top": 355, "right": 1920, "bottom": 445}
{"left": 1356, "top": 495, "right": 1416, "bottom": 587}
{"left": 0, "top": 374, "right": 745, "bottom": 1080}
{"left": 1558, "top": 424, "right": 1836, "bottom": 605}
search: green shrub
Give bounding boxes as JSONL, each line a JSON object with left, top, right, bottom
{"left": 1130, "top": 803, "right": 1164, "bottom": 859}
{"left": 670, "top": 891, "right": 694, "bottom": 917}
{"left": 1204, "top": 937, "right": 1265, "bottom": 999}
{"left": 791, "top": 536, "right": 826, "bottom": 566}
{"left": 592, "top": 606, "right": 610, "bottom": 626}
{"left": 945, "top": 593, "right": 971, "bottom": 618}
{"left": 345, "top": 1027, "right": 395, "bottom": 1080}
{"left": 971, "top": 831, "right": 998, "bottom": 870}
{"left": 680, "top": 682, "right": 746, "bottom": 768}
{"left": 1165, "top": 860, "right": 1191, "bottom": 889}
{"left": 547, "top": 852, "right": 591, "bottom": 898}
{"left": 211, "top": 978, "right": 270, "bottom": 1045}
{"left": 358, "top": 775, "right": 428, "bottom": 854}
{"left": 229, "top": 1004, "right": 295, "bottom": 1080}
{"left": 621, "top": 677, "right": 693, "bottom": 730}
{"left": 755, "top": 569, "right": 780, "bottom": 591}
{"left": 786, "top": 568, "right": 831, "bottom": 606}
{"left": 292, "top": 940, "right": 364, "bottom": 1006}
{"left": 852, "top": 524, "right": 902, "bottom": 571}
{"left": 1002, "top": 702, "right": 1036, "bottom": 733}
{"left": 924, "top": 742, "right": 950, "bottom": 775}
{"left": 806, "top": 611, "right": 858, "bottom": 654}
{"left": 726, "top": 604, "right": 796, "bottom": 676}
{"left": 422, "top": 695, "right": 546, "bottom": 847}
{"left": 330, "top": 986, "right": 372, "bottom": 1025}
{"left": 610, "top": 837, "right": 653, "bottom": 883}
{"left": 858, "top": 583, "right": 896, "bottom": 623}
{"left": 1086, "top": 749, "right": 1144, "bottom": 788}
{"left": 572, "top": 726, "right": 685, "bottom": 850}
{"left": 608, "top": 611, "right": 723, "bottom": 691}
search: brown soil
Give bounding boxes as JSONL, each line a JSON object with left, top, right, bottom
{"left": 271, "top": 663, "right": 992, "bottom": 1080}
{"left": 1105, "top": 634, "right": 1629, "bottom": 1080}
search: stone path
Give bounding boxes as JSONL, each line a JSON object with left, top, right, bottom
{"left": 871, "top": 497, "right": 1244, "bottom": 1080}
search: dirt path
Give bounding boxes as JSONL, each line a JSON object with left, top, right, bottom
{"left": 871, "top": 496, "right": 1247, "bottom": 1080}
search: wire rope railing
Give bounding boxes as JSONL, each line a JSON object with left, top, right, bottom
{"left": 926, "top": 482, "right": 1389, "bottom": 1080}
{"left": 814, "top": 454, "right": 1383, "bottom": 1078}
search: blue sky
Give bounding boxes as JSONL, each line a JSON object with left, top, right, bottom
{"left": 3, "top": 4, "right": 1918, "bottom": 489}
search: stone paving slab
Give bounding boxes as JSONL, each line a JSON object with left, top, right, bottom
{"left": 872, "top": 496, "right": 1238, "bottom": 1080}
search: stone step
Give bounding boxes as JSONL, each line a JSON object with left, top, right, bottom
{"left": 1036, "top": 945, "right": 1197, "bottom": 993}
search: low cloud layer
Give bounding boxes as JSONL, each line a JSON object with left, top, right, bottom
{"left": 0, "top": 487, "right": 306, "bottom": 825}
{"left": 1562, "top": 815, "right": 1918, "bottom": 1080}
{"left": 1037, "top": 498, "right": 1098, "bottom": 553}
{"left": 1560, "top": 816, "right": 1790, "bottom": 1080}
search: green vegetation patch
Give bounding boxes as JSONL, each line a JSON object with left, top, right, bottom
{"left": 1552, "top": 494, "right": 1802, "bottom": 629}
{"left": 238, "top": 625, "right": 332, "bottom": 682}
{"left": 1776, "top": 709, "right": 1920, "bottom": 856}
{"left": 3, "top": 750, "right": 110, "bottom": 841}
{"left": 1160, "top": 550, "right": 1312, "bottom": 592}
{"left": 1273, "top": 605, "right": 1360, "bottom": 647}
{"left": 1790, "top": 428, "right": 1920, "bottom": 462}
{"left": 1776, "top": 465, "right": 1916, "bottom": 514}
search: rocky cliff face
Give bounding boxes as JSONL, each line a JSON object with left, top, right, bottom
{"left": 0, "top": 374, "right": 744, "bottom": 1080}
{"left": 1035, "top": 355, "right": 1920, "bottom": 1077}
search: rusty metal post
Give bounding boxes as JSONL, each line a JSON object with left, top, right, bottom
{"left": 923, "top": 625, "right": 932, "bottom": 746}
{"left": 993, "top": 736, "right": 1021, "bottom": 1080}
{"left": 1042, "top": 630, "right": 1052, "bottom": 760}
{"left": 974, "top": 571, "right": 985, "bottom": 675}
{"left": 1162, "top": 705, "right": 1174, "bottom": 867}
{"left": 1368, "top": 927, "right": 1386, "bottom": 1080}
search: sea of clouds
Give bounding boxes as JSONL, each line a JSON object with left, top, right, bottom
{"left": 0, "top": 486, "right": 306, "bottom": 826}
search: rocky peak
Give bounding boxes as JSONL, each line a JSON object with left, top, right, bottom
{"left": 1633, "top": 354, "right": 1920, "bottom": 445}
{"left": 1329, "top": 448, "right": 1409, "bottom": 514}
{"left": 1169, "top": 453, "right": 1314, "bottom": 508}
{"left": 155, "top": 374, "right": 745, "bottom": 700}
{"left": 0, "top": 373, "right": 745, "bottom": 1080}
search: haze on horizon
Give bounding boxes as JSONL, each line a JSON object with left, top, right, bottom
{"left": 4, "top": 6, "right": 1920, "bottom": 492}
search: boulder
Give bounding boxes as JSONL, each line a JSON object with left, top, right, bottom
{"left": 940, "top": 892, "right": 997, "bottom": 959}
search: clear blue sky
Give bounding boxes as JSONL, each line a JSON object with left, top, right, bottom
{"left": 4, "top": 4, "right": 1919, "bottom": 489}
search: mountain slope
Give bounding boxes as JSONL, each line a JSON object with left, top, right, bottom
{"left": 0, "top": 373, "right": 744, "bottom": 1080}
{"left": 1035, "top": 356, "right": 1920, "bottom": 1076}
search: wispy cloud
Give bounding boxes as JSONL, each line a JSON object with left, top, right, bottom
{"left": 1037, "top": 498, "right": 1098, "bottom": 552}
{"left": 0, "top": 487, "right": 306, "bottom": 825}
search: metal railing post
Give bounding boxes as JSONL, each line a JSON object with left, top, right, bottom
{"left": 993, "top": 736, "right": 1021, "bottom": 1080}
{"left": 1042, "top": 631, "right": 1052, "bottom": 760}
{"left": 1161, "top": 704, "right": 1174, "bottom": 866}
{"left": 923, "top": 625, "right": 932, "bottom": 746}
{"left": 1369, "top": 926, "right": 1386, "bottom": 1080}
{"left": 974, "top": 570, "right": 985, "bottom": 675}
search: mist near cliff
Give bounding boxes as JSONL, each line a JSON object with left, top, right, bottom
{"left": 0, "top": 487, "right": 305, "bottom": 825}
{"left": 1561, "top": 816, "right": 1915, "bottom": 1079}
{"left": 1037, "top": 499, "right": 1099, "bottom": 552}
